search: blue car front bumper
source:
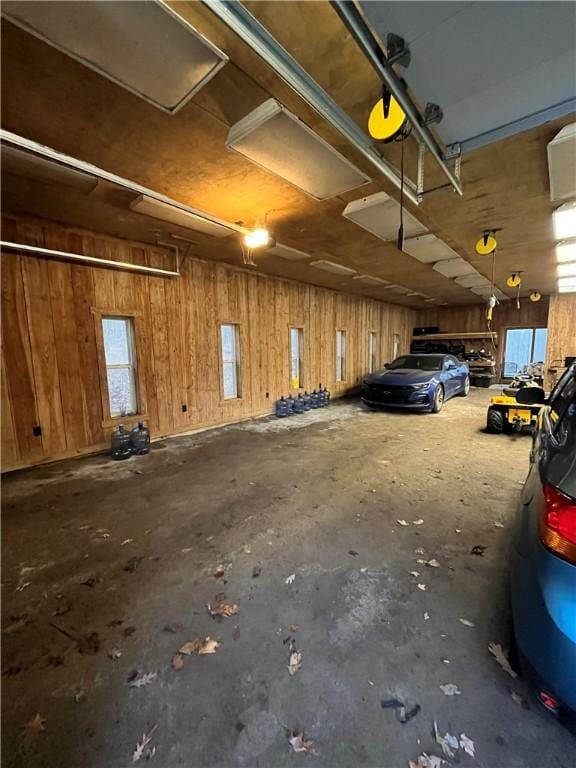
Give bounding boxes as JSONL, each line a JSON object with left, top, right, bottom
{"left": 361, "top": 384, "right": 433, "bottom": 410}
{"left": 511, "top": 540, "right": 576, "bottom": 713}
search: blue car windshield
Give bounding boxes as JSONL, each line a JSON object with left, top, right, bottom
{"left": 388, "top": 355, "right": 444, "bottom": 371}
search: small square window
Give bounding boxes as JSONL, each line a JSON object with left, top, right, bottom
{"left": 102, "top": 317, "right": 138, "bottom": 417}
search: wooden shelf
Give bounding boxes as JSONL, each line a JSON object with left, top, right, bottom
{"left": 411, "top": 332, "right": 498, "bottom": 341}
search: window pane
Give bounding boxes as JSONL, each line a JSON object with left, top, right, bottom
{"left": 107, "top": 366, "right": 136, "bottom": 416}
{"left": 533, "top": 328, "right": 548, "bottom": 362}
{"left": 223, "top": 360, "right": 237, "bottom": 398}
{"left": 221, "top": 325, "right": 235, "bottom": 361}
{"left": 102, "top": 318, "right": 131, "bottom": 364}
{"left": 504, "top": 328, "right": 533, "bottom": 377}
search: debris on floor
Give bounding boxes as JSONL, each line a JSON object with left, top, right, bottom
{"left": 439, "top": 683, "right": 461, "bottom": 696}
{"left": 132, "top": 723, "right": 158, "bottom": 763}
{"left": 178, "top": 637, "right": 219, "bottom": 656}
{"left": 470, "top": 545, "right": 487, "bottom": 556}
{"left": 285, "top": 573, "right": 296, "bottom": 585}
{"left": 380, "top": 697, "right": 420, "bottom": 724}
{"left": 458, "top": 618, "right": 475, "bottom": 627}
{"left": 129, "top": 671, "right": 157, "bottom": 688}
{"left": 509, "top": 689, "right": 530, "bottom": 709}
{"left": 409, "top": 754, "right": 449, "bottom": 768}
{"left": 207, "top": 593, "right": 239, "bottom": 618}
{"left": 488, "top": 642, "right": 517, "bottom": 678}
{"left": 21, "top": 713, "right": 46, "bottom": 749}
{"left": 287, "top": 730, "right": 314, "bottom": 754}
{"left": 252, "top": 565, "right": 262, "bottom": 578}
{"left": 287, "top": 644, "right": 302, "bottom": 676}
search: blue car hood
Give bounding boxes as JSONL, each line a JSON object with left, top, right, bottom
{"left": 365, "top": 369, "right": 438, "bottom": 386}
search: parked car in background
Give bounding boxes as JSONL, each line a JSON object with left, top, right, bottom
{"left": 510, "top": 364, "right": 576, "bottom": 722}
{"left": 361, "top": 354, "right": 469, "bottom": 413}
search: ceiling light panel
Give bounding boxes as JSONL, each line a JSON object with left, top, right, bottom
{"left": 455, "top": 273, "right": 492, "bottom": 288}
{"left": 403, "top": 233, "right": 459, "bottom": 263}
{"left": 1, "top": 1, "right": 228, "bottom": 113}
{"left": 130, "top": 195, "right": 232, "bottom": 238}
{"left": 1, "top": 145, "right": 97, "bottom": 191}
{"left": 553, "top": 201, "right": 576, "bottom": 240}
{"left": 310, "top": 259, "right": 357, "bottom": 276}
{"left": 226, "top": 99, "right": 370, "bottom": 200}
{"left": 556, "top": 239, "right": 576, "bottom": 262}
{"left": 352, "top": 274, "right": 390, "bottom": 285}
{"left": 470, "top": 285, "right": 507, "bottom": 300}
{"left": 433, "top": 258, "right": 477, "bottom": 278}
{"left": 267, "top": 243, "right": 310, "bottom": 261}
{"left": 547, "top": 123, "right": 576, "bottom": 202}
{"left": 342, "top": 191, "right": 427, "bottom": 242}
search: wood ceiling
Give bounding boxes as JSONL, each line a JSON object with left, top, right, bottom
{"left": 1, "top": 1, "right": 573, "bottom": 307}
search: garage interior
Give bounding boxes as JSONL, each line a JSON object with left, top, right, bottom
{"left": 1, "top": 1, "right": 575, "bottom": 766}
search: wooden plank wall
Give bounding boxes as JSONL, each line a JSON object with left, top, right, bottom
{"left": 544, "top": 294, "right": 576, "bottom": 388}
{"left": 1, "top": 214, "right": 415, "bottom": 472}
{"left": 416, "top": 298, "right": 550, "bottom": 374}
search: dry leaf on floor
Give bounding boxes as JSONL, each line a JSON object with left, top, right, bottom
{"left": 107, "top": 648, "right": 122, "bottom": 660}
{"left": 414, "top": 547, "right": 426, "bottom": 555}
{"left": 21, "top": 713, "right": 46, "bottom": 747}
{"left": 288, "top": 650, "right": 302, "bottom": 676}
{"left": 198, "top": 637, "right": 219, "bottom": 655}
{"left": 287, "top": 731, "right": 314, "bottom": 753}
{"left": 129, "top": 672, "right": 157, "bottom": 688}
{"left": 458, "top": 618, "right": 475, "bottom": 627}
{"left": 433, "top": 720, "right": 458, "bottom": 758}
{"left": 133, "top": 723, "right": 158, "bottom": 763}
{"left": 409, "top": 755, "right": 448, "bottom": 768}
{"left": 416, "top": 559, "right": 426, "bottom": 564}
{"left": 412, "top": 519, "right": 424, "bottom": 526}
{"left": 121, "top": 539, "right": 134, "bottom": 546}
{"left": 417, "top": 584, "right": 427, "bottom": 591}
{"left": 509, "top": 690, "right": 529, "bottom": 709}
{"left": 179, "top": 640, "right": 201, "bottom": 655}
{"left": 285, "top": 573, "right": 296, "bottom": 585}
{"left": 397, "top": 519, "right": 409, "bottom": 527}
{"left": 172, "top": 654, "right": 184, "bottom": 671}
{"left": 459, "top": 733, "right": 475, "bottom": 757}
{"left": 455, "top": 528, "right": 462, "bottom": 534}
{"left": 488, "top": 641, "right": 517, "bottom": 678}
{"left": 410, "top": 571, "right": 420, "bottom": 578}
{"left": 494, "top": 522, "right": 505, "bottom": 528}
{"left": 207, "top": 593, "right": 239, "bottom": 618}
{"left": 426, "top": 559, "right": 440, "bottom": 568}
{"left": 288, "top": 624, "right": 299, "bottom": 632}
{"left": 439, "top": 683, "right": 461, "bottom": 696}
{"left": 424, "top": 612, "right": 430, "bottom": 621}
{"left": 214, "top": 564, "right": 226, "bottom": 578}
{"left": 16, "top": 582, "right": 31, "bottom": 592}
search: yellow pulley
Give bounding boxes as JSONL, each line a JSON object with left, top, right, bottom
{"left": 476, "top": 233, "right": 498, "bottom": 255}
{"left": 368, "top": 88, "right": 408, "bottom": 142}
{"left": 506, "top": 273, "right": 522, "bottom": 288}
{"left": 529, "top": 291, "right": 542, "bottom": 302}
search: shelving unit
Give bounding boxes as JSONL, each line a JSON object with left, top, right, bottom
{"left": 411, "top": 331, "right": 498, "bottom": 386}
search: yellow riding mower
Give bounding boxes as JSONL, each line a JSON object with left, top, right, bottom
{"left": 486, "top": 378, "right": 544, "bottom": 434}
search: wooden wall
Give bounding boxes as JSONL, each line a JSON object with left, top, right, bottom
{"left": 416, "top": 298, "right": 550, "bottom": 375}
{"left": 0, "top": 214, "right": 415, "bottom": 472}
{"left": 545, "top": 294, "right": 576, "bottom": 388}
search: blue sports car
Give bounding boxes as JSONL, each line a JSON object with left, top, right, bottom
{"left": 361, "top": 353, "right": 470, "bottom": 412}
{"left": 510, "top": 364, "right": 576, "bottom": 721}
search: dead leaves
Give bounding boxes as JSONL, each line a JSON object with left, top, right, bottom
{"left": 129, "top": 672, "right": 157, "bottom": 688}
{"left": 458, "top": 618, "right": 475, "bottom": 628}
{"left": 287, "top": 731, "right": 314, "bottom": 753}
{"left": 133, "top": 723, "right": 158, "bottom": 763}
{"left": 207, "top": 593, "right": 239, "bottom": 618}
{"left": 439, "top": 683, "right": 461, "bottom": 696}
{"left": 179, "top": 637, "right": 220, "bottom": 656}
{"left": 288, "top": 649, "right": 302, "bottom": 676}
{"left": 488, "top": 641, "right": 517, "bottom": 678}
{"left": 172, "top": 654, "right": 184, "bottom": 671}
{"left": 21, "top": 713, "right": 46, "bottom": 749}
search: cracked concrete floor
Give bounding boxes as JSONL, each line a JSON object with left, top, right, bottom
{"left": 2, "top": 390, "right": 575, "bottom": 767}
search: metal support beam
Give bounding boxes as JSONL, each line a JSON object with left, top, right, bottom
{"left": 330, "top": 0, "right": 463, "bottom": 197}
{"left": 203, "top": 0, "right": 420, "bottom": 206}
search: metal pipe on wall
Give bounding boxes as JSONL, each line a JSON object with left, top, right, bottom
{"left": 330, "top": 0, "right": 464, "bottom": 197}
{"left": 0, "top": 241, "right": 180, "bottom": 277}
{"left": 203, "top": 0, "right": 420, "bottom": 206}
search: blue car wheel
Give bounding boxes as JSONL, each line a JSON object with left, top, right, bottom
{"left": 431, "top": 385, "right": 444, "bottom": 413}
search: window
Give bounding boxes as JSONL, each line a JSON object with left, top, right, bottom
{"left": 221, "top": 324, "right": 241, "bottom": 399}
{"left": 289, "top": 327, "right": 303, "bottom": 389}
{"left": 102, "top": 317, "right": 138, "bottom": 417}
{"left": 393, "top": 333, "right": 400, "bottom": 360}
{"left": 368, "top": 332, "right": 377, "bottom": 373}
{"left": 336, "top": 330, "right": 346, "bottom": 382}
{"left": 503, "top": 328, "right": 548, "bottom": 377}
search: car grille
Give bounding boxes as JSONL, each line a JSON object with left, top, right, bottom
{"left": 362, "top": 384, "right": 422, "bottom": 405}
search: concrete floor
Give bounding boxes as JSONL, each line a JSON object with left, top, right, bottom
{"left": 2, "top": 389, "right": 574, "bottom": 767}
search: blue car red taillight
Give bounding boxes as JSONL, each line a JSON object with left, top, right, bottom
{"left": 540, "top": 484, "right": 576, "bottom": 564}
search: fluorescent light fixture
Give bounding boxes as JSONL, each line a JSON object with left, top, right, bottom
{"left": 556, "top": 239, "right": 576, "bottom": 262}
{"left": 352, "top": 274, "right": 390, "bottom": 285}
{"left": 1, "top": 145, "right": 97, "bottom": 191}
{"left": 130, "top": 194, "right": 232, "bottom": 238}
{"left": 244, "top": 228, "right": 271, "bottom": 249}
{"left": 455, "top": 273, "right": 492, "bottom": 288}
{"left": 403, "top": 233, "right": 459, "bottom": 263}
{"left": 423, "top": 298, "right": 437, "bottom": 303}
{"left": 1, "top": 1, "right": 228, "bottom": 113}
{"left": 310, "top": 259, "right": 357, "bottom": 276}
{"left": 267, "top": 243, "right": 310, "bottom": 261}
{"left": 343, "top": 191, "right": 427, "bottom": 242}
{"left": 226, "top": 99, "right": 370, "bottom": 200}
{"left": 433, "top": 258, "right": 477, "bottom": 278}
{"left": 553, "top": 201, "right": 576, "bottom": 240}
{"left": 406, "top": 292, "right": 429, "bottom": 298}
{"left": 557, "top": 262, "right": 576, "bottom": 278}
{"left": 547, "top": 123, "right": 576, "bottom": 202}
{"left": 384, "top": 284, "right": 412, "bottom": 294}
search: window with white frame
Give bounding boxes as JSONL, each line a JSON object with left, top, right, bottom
{"left": 368, "top": 331, "right": 377, "bottom": 373}
{"left": 221, "top": 323, "right": 241, "bottom": 399}
{"left": 289, "top": 327, "right": 303, "bottom": 389}
{"left": 102, "top": 317, "right": 138, "bottom": 417}
{"left": 336, "top": 330, "right": 346, "bottom": 382}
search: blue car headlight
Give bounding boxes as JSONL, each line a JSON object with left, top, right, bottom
{"left": 412, "top": 382, "right": 430, "bottom": 389}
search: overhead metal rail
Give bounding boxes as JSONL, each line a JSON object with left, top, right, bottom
{"left": 330, "top": 0, "right": 463, "bottom": 197}
{"left": 203, "top": 0, "right": 420, "bottom": 205}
